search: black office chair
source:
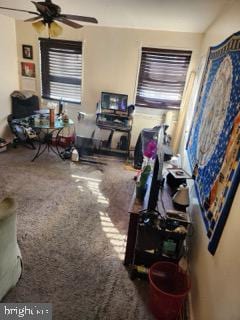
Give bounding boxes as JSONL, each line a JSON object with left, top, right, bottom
{"left": 7, "top": 93, "right": 40, "bottom": 149}
{"left": 7, "top": 115, "right": 36, "bottom": 149}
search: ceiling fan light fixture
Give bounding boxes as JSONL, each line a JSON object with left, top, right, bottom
{"left": 32, "top": 20, "right": 45, "bottom": 33}
{"left": 0, "top": 0, "right": 98, "bottom": 36}
{"left": 49, "top": 21, "right": 63, "bottom": 37}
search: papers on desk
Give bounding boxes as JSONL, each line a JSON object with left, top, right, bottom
{"left": 167, "top": 168, "right": 192, "bottom": 179}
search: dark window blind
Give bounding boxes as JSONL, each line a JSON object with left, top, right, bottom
{"left": 136, "top": 48, "right": 192, "bottom": 109}
{"left": 40, "top": 38, "right": 82, "bottom": 104}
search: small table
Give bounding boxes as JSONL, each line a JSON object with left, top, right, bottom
{"left": 15, "top": 115, "right": 74, "bottom": 161}
{"left": 31, "top": 117, "right": 74, "bottom": 161}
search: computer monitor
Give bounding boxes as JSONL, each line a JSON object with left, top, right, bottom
{"left": 101, "top": 92, "right": 128, "bottom": 114}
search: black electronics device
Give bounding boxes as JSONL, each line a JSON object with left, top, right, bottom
{"left": 147, "top": 125, "right": 165, "bottom": 211}
{"left": 101, "top": 92, "right": 128, "bottom": 114}
{"left": 147, "top": 155, "right": 162, "bottom": 211}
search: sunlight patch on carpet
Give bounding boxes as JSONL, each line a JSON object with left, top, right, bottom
{"left": 99, "top": 211, "right": 126, "bottom": 260}
{"left": 71, "top": 173, "right": 126, "bottom": 260}
{"left": 71, "top": 174, "right": 102, "bottom": 183}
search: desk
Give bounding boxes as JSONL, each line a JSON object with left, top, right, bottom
{"left": 95, "top": 113, "right": 132, "bottom": 158}
{"left": 31, "top": 117, "right": 74, "bottom": 161}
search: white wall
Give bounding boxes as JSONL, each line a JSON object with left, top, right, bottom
{"left": 15, "top": 22, "right": 202, "bottom": 146}
{"left": 4, "top": 5, "right": 240, "bottom": 318}
{"left": 180, "top": 1, "right": 240, "bottom": 319}
{"left": 188, "top": 188, "right": 240, "bottom": 320}
{"left": 0, "top": 14, "right": 19, "bottom": 138}
{"left": 12, "top": 8, "right": 240, "bottom": 319}
{"left": 201, "top": 0, "right": 240, "bottom": 54}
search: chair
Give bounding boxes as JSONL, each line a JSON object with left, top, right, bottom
{"left": 7, "top": 115, "right": 36, "bottom": 149}
{"left": 0, "top": 198, "right": 22, "bottom": 300}
{"left": 8, "top": 92, "right": 40, "bottom": 149}
{"left": 11, "top": 92, "right": 40, "bottom": 119}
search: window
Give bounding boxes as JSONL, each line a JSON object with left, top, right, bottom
{"left": 40, "top": 38, "right": 82, "bottom": 104}
{"left": 136, "top": 48, "right": 192, "bottom": 109}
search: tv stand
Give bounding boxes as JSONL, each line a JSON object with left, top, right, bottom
{"left": 95, "top": 112, "right": 133, "bottom": 158}
{"left": 124, "top": 170, "right": 190, "bottom": 279}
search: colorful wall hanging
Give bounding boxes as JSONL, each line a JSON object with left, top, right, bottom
{"left": 187, "top": 31, "right": 240, "bottom": 255}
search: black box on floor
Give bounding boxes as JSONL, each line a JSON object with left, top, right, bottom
{"left": 75, "top": 136, "right": 96, "bottom": 156}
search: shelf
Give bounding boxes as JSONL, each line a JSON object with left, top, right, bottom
{"left": 96, "top": 112, "right": 132, "bottom": 130}
{"left": 100, "top": 147, "right": 128, "bottom": 153}
{"left": 98, "top": 112, "right": 131, "bottom": 118}
{"left": 95, "top": 147, "right": 128, "bottom": 158}
{"left": 96, "top": 115, "right": 132, "bottom": 132}
{"left": 124, "top": 172, "right": 188, "bottom": 268}
{"left": 96, "top": 122, "right": 131, "bottom": 132}
{"left": 95, "top": 112, "right": 132, "bottom": 158}
{"left": 167, "top": 167, "right": 192, "bottom": 179}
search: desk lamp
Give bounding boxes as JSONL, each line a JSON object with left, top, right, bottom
{"left": 172, "top": 184, "right": 190, "bottom": 207}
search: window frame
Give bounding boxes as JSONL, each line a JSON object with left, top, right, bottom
{"left": 135, "top": 47, "right": 192, "bottom": 110}
{"left": 39, "top": 38, "right": 82, "bottom": 104}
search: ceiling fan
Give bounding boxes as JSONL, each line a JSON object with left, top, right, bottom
{"left": 0, "top": 0, "right": 98, "bottom": 36}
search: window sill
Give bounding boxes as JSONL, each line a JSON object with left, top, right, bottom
{"left": 135, "top": 106, "right": 179, "bottom": 116}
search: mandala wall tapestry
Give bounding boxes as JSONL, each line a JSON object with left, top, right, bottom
{"left": 187, "top": 32, "right": 240, "bottom": 255}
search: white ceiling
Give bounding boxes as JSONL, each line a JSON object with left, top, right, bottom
{"left": 0, "top": 0, "right": 235, "bottom": 33}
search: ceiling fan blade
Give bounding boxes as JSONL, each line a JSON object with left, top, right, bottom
{"left": 0, "top": 6, "right": 38, "bottom": 15}
{"left": 31, "top": 1, "right": 50, "bottom": 14}
{"left": 55, "top": 17, "right": 83, "bottom": 29}
{"left": 24, "top": 16, "right": 42, "bottom": 22}
{"left": 60, "top": 14, "right": 98, "bottom": 24}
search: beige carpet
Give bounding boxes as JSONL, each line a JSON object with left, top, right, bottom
{"left": 0, "top": 146, "right": 154, "bottom": 320}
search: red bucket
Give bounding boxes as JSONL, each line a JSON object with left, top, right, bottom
{"left": 148, "top": 261, "right": 190, "bottom": 320}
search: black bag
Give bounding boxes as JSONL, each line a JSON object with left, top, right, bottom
{"left": 12, "top": 95, "right": 39, "bottom": 119}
